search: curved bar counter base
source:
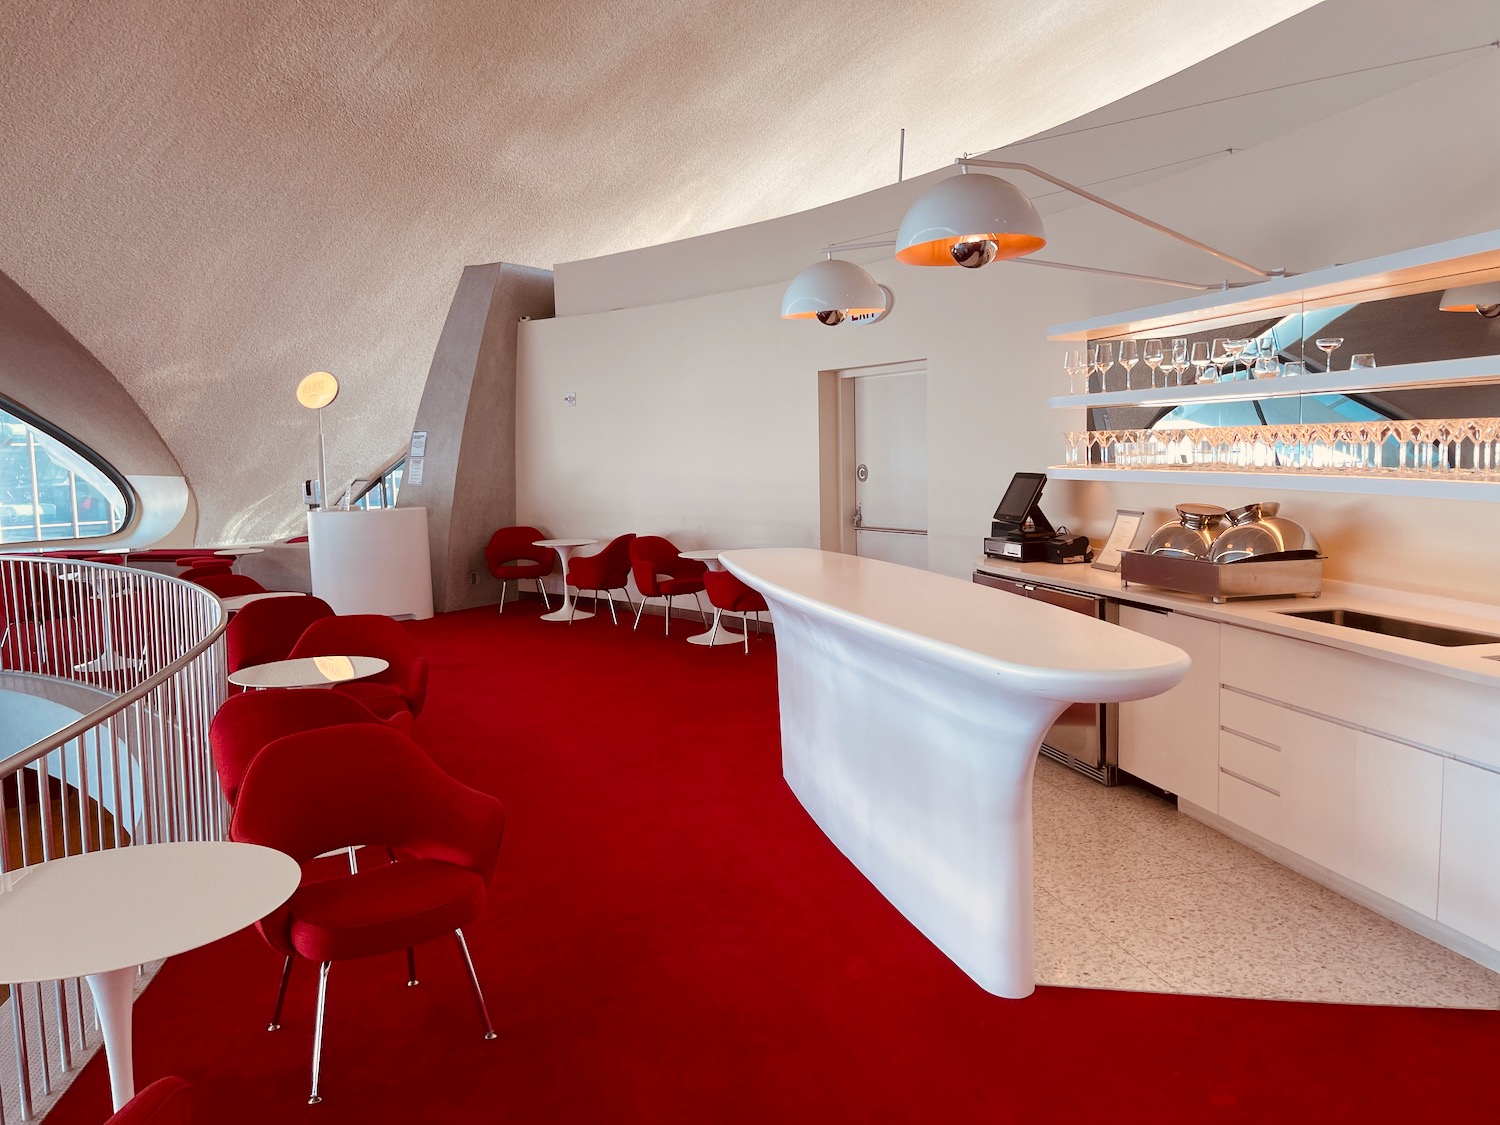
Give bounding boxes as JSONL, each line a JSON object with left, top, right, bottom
{"left": 721, "top": 549, "right": 1190, "bottom": 999}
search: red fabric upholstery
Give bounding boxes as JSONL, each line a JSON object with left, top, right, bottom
{"left": 178, "top": 564, "right": 232, "bottom": 581}
{"left": 629, "top": 536, "right": 707, "bottom": 597}
{"left": 484, "top": 526, "right": 556, "bottom": 582}
{"left": 565, "top": 533, "right": 635, "bottom": 591}
{"left": 104, "top": 1076, "right": 193, "bottom": 1125}
{"left": 289, "top": 614, "right": 430, "bottom": 718}
{"left": 702, "top": 569, "right": 768, "bottom": 613}
{"left": 191, "top": 573, "right": 267, "bottom": 597}
{"left": 210, "top": 688, "right": 383, "bottom": 805}
{"left": 285, "top": 535, "right": 309, "bottom": 544}
{"left": 286, "top": 859, "right": 488, "bottom": 962}
{"left": 225, "top": 594, "right": 334, "bottom": 674}
{"left": 230, "top": 723, "right": 505, "bottom": 960}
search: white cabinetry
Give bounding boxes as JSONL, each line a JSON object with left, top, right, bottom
{"left": 1438, "top": 760, "right": 1500, "bottom": 950}
{"left": 1117, "top": 606, "right": 1219, "bottom": 811}
{"left": 1213, "top": 623, "right": 1498, "bottom": 958}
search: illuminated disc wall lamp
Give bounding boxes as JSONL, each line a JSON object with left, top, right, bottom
{"left": 780, "top": 249, "right": 894, "bottom": 326}
{"left": 1439, "top": 282, "right": 1500, "bottom": 318}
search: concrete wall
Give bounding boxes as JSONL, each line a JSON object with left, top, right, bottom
{"left": 517, "top": 51, "right": 1500, "bottom": 607}
{"left": 399, "top": 263, "right": 555, "bottom": 612}
{"left": 0, "top": 270, "right": 194, "bottom": 546}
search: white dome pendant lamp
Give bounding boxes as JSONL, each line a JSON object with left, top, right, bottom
{"left": 781, "top": 256, "right": 890, "bottom": 326}
{"left": 895, "top": 169, "right": 1046, "bottom": 269}
{"left": 1439, "top": 282, "right": 1500, "bottom": 317}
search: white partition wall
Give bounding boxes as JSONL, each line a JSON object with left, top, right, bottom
{"left": 308, "top": 508, "right": 435, "bottom": 619}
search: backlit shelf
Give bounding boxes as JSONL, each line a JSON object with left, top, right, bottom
{"left": 1046, "top": 465, "right": 1499, "bottom": 501}
{"left": 1045, "top": 355, "right": 1500, "bottom": 411}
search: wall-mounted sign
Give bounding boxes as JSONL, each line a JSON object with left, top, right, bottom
{"left": 407, "top": 456, "right": 425, "bottom": 485}
{"left": 410, "top": 430, "right": 428, "bottom": 458}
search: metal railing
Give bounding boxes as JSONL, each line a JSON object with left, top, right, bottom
{"left": 0, "top": 556, "right": 227, "bottom": 1120}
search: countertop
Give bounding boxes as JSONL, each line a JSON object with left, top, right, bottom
{"left": 972, "top": 555, "right": 1500, "bottom": 690}
{"left": 724, "top": 548, "right": 1190, "bottom": 703}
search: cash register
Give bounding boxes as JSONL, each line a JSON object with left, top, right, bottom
{"left": 983, "top": 472, "right": 1092, "bottom": 563}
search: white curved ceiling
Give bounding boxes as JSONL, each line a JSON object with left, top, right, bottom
{"left": 0, "top": 0, "right": 1316, "bottom": 541}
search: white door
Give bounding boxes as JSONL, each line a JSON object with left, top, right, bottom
{"left": 853, "top": 371, "right": 927, "bottom": 569}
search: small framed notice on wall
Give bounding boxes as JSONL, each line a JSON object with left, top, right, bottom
{"left": 1092, "top": 510, "right": 1144, "bottom": 572}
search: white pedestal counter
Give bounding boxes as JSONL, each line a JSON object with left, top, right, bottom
{"left": 307, "top": 508, "right": 434, "bottom": 620}
{"left": 721, "top": 548, "right": 1190, "bottom": 998}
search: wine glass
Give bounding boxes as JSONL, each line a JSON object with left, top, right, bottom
{"left": 1169, "top": 338, "right": 1189, "bottom": 387}
{"left": 1224, "top": 338, "right": 1250, "bottom": 381}
{"left": 1210, "top": 338, "right": 1232, "bottom": 382}
{"left": 1190, "top": 341, "right": 1213, "bottom": 384}
{"left": 1064, "top": 348, "right": 1087, "bottom": 394}
{"left": 1142, "top": 339, "right": 1164, "bottom": 388}
{"left": 1093, "top": 341, "right": 1116, "bottom": 392}
{"left": 1118, "top": 340, "right": 1140, "bottom": 390}
{"left": 1315, "top": 336, "right": 1344, "bottom": 373}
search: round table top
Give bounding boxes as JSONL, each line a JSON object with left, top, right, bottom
{"left": 534, "top": 538, "right": 597, "bottom": 550}
{"left": 679, "top": 549, "right": 726, "bottom": 561}
{"left": 214, "top": 547, "right": 265, "bottom": 557}
{"left": 0, "top": 842, "right": 299, "bottom": 983}
{"left": 228, "top": 654, "right": 388, "bottom": 689}
{"left": 219, "top": 591, "right": 306, "bottom": 613}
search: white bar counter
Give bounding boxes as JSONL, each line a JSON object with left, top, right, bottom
{"left": 721, "top": 548, "right": 1189, "bottom": 998}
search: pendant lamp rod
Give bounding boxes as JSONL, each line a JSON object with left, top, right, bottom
{"left": 1011, "top": 257, "right": 1216, "bottom": 292}
{"left": 955, "top": 157, "right": 1276, "bottom": 279}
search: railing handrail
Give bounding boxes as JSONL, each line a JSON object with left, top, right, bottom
{"left": 0, "top": 555, "right": 227, "bottom": 774}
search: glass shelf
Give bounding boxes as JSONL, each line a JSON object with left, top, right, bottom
{"left": 1047, "top": 355, "right": 1500, "bottom": 410}
{"left": 1047, "top": 465, "right": 1498, "bottom": 501}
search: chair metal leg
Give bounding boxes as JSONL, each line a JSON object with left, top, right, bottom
{"left": 606, "top": 591, "right": 618, "bottom": 625}
{"left": 453, "top": 929, "right": 498, "bottom": 1040}
{"left": 664, "top": 594, "right": 672, "bottom": 636}
{"left": 498, "top": 580, "right": 508, "bottom": 614}
{"left": 268, "top": 955, "right": 294, "bottom": 1031}
{"left": 621, "top": 586, "right": 635, "bottom": 615}
{"left": 309, "top": 961, "right": 332, "bottom": 1105}
{"left": 693, "top": 591, "right": 707, "bottom": 625}
{"left": 346, "top": 846, "right": 359, "bottom": 873}
{"left": 407, "top": 947, "right": 419, "bottom": 987}
{"left": 633, "top": 594, "right": 648, "bottom": 630}
{"left": 536, "top": 580, "right": 551, "bottom": 611}
{"left": 708, "top": 608, "right": 722, "bottom": 646}
{"left": 568, "top": 593, "right": 578, "bottom": 623}
{"left": 741, "top": 612, "right": 751, "bottom": 655}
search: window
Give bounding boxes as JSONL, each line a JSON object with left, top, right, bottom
{"left": 352, "top": 458, "right": 405, "bottom": 510}
{"left": 0, "top": 400, "right": 130, "bottom": 543}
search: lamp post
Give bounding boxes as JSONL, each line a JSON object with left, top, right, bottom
{"left": 295, "top": 371, "right": 340, "bottom": 510}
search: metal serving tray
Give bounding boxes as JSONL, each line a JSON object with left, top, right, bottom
{"left": 1119, "top": 550, "right": 1323, "bottom": 603}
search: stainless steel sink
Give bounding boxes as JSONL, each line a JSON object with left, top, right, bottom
{"left": 1277, "top": 608, "right": 1500, "bottom": 647}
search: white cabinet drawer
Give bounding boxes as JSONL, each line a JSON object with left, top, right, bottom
{"left": 1219, "top": 769, "right": 1284, "bottom": 848}
{"left": 1220, "top": 728, "right": 1283, "bottom": 792}
{"left": 1438, "top": 759, "right": 1500, "bottom": 948}
{"left": 1220, "top": 624, "right": 1500, "bottom": 770}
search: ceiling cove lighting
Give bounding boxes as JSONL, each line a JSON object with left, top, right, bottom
{"left": 780, "top": 255, "right": 892, "bottom": 326}
{"left": 1439, "top": 282, "right": 1500, "bottom": 317}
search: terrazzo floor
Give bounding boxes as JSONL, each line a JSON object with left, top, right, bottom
{"left": 1031, "top": 754, "right": 1500, "bottom": 1007}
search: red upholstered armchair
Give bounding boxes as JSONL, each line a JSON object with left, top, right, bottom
{"left": 210, "top": 688, "right": 383, "bottom": 806}
{"left": 231, "top": 723, "right": 506, "bottom": 1104}
{"left": 629, "top": 535, "right": 707, "bottom": 635}
{"left": 190, "top": 573, "right": 267, "bottom": 597}
{"left": 288, "top": 614, "right": 429, "bottom": 731}
{"left": 701, "top": 570, "right": 770, "bottom": 654}
{"left": 177, "top": 564, "right": 232, "bottom": 582}
{"left": 105, "top": 1076, "right": 194, "bottom": 1125}
{"left": 484, "top": 525, "right": 555, "bottom": 614}
{"left": 225, "top": 594, "right": 335, "bottom": 674}
{"left": 564, "top": 533, "right": 636, "bottom": 624}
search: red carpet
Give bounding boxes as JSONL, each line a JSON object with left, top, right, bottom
{"left": 44, "top": 602, "right": 1500, "bottom": 1123}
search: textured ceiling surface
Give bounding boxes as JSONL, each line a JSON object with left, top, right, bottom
{"left": 0, "top": 0, "right": 1316, "bottom": 541}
